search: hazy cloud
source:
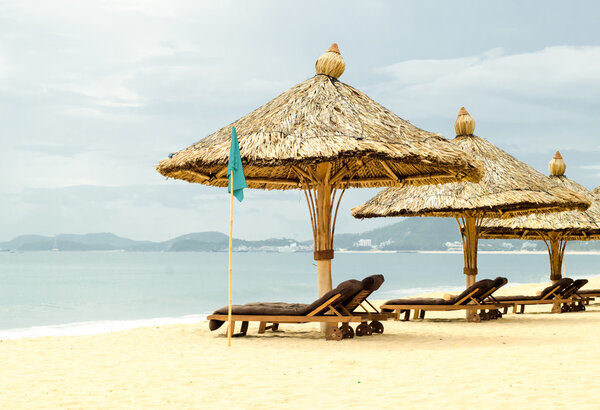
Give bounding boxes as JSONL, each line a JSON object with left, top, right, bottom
{"left": 368, "top": 46, "right": 600, "bottom": 151}
{"left": 0, "top": 184, "right": 390, "bottom": 242}
{"left": 1, "top": 1, "right": 599, "bottom": 241}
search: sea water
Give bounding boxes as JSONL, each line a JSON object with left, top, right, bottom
{"left": 0, "top": 251, "right": 598, "bottom": 338}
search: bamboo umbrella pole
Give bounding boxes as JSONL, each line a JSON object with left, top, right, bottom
{"left": 315, "top": 163, "right": 333, "bottom": 332}
{"left": 545, "top": 233, "right": 567, "bottom": 284}
{"left": 227, "top": 171, "right": 234, "bottom": 347}
{"left": 315, "top": 162, "right": 333, "bottom": 297}
{"left": 544, "top": 232, "right": 567, "bottom": 311}
{"left": 458, "top": 213, "right": 480, "bottom": 321}
{"left": 460, "top": 215, "right": 479, "bottom": 287}
{"left": 298, "top": 161, "right": 357, "bottom": 333}
{"left": 549, "top": 237, "right": 561, "bottom": 283}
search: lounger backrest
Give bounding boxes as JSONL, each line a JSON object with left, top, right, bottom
{"left": 451, "top": 279, "right": 495, "bottom": 305}
{"left": 479, "top": 277, "right": 508, "bottom": 302}
{"left": 302, "top": 279, "right": 363, "bottom": 316}
{"left": 562, "top": 279, "right": 588, "bottom": 298}
{"left": 343, "top": 274, "right": 385, "bottom": 312}
{"left": 540, "top": 278, "right": 573, "bottom": 300}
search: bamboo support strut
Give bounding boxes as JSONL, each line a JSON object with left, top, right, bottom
{"left": 297, "top": 162, "right": 354, "bottom": 331}
{"left": 296, "top": 161, "right": 386, "bottom": 332}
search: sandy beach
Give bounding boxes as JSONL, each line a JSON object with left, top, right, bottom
{"left": 2, "top": 276, "right": 600, "bottom": 409}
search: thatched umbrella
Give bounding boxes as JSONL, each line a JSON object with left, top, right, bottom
{"left": 593, "top": 186, "right": 600, "bottom": 199}
{"left": 352, "top": 108, "right": 590, "bottom": 319}
{"left": 157, "top": 44, "right": 484, "bottom": 300}
{"left": 479, "top": 152, "right": 600, "bottom": 282}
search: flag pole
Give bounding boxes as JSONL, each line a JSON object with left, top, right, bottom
{"left": 227, "top": 170, "right": 234, "bottom": 347}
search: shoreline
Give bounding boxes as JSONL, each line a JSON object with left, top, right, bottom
{"left": 3, "top": 249, "right": 600, "bottom": 255}
{"left": 0, "top": 314, "right": 209, "bottom": 341}
{"left": 2, "top": 275, "right": 600, "bottom": 408}
{"left": 4, "top": 274, "right": 599, "bottom": 341}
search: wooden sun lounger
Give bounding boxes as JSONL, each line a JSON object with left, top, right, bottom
{"left": 209, "top": 294, "right": 370, "bottom": 341}
{"left": 382, "top": 277, "right": 511, "bottom": 322}
{"left": 559, "top": 279, "right": 595, "bottom": 311}
{"left": 493, "top": 278, "right": 578, "bottom": 314}
{"left": 208, "top": 276, "right": 387, "bottom": 341}
{"left": 574, "top": 283, "right": 600, "bottom": 302}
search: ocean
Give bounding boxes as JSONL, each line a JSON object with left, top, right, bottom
{"left": 1, "top": 250, "right": 598, "bottom": 339}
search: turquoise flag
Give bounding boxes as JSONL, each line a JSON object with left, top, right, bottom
{"left": 227, "top": 127, "right": 247, "bottom": 202}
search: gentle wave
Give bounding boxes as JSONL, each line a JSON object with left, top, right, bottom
{"left": 0, "top": 314, "right": 209, "bottom": 340}
{"left": 379, "top": 285, "right": 465, "bottom": 298}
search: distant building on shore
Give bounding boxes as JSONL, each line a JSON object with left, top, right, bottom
{"left": 354, "top": 238, "right": 372, "bottom": 248}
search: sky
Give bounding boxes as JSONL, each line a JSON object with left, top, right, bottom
{"left": 1, "top": 0, "right": 600, "bottom": 242}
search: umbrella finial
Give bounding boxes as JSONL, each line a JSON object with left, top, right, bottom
{"left": 316, "top": 43, "right": 345, "bottom": 79}
{"left": 549, "top": 150, "right": 566, "bottom": 176}
{"left": 455, "top": 107, "right": 475, "bottom": 136}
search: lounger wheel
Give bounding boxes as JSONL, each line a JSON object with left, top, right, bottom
{"left": 579, "top": 305, "right": 586, "bottom": 311}
{"left": 496, "top": 310, "right": 502, "bottom": 319}
{"left": 479, "top": 311, "right": 489, "bottom": 321}
{"left": 326, "top": 327, "right": 343, "bottom": 341}
{"left": 339, "top": 325, "right": 354, "bottom": 339}
{"left": 355, "top": 323, "right": 373, "bottom": 337}
{"left": 561, "top": 304, "right": 570, "bottom": 313}
{"left": 369, "top": 321, "right": 384, "bottom": 334}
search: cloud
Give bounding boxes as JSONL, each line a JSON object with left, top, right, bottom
{"left": 367, "top": 46, "right": 600, "bottom": 150}
{"left": 2, "top": 1, "right": 600, "bottom": 240}
{"left": 376, "top": 46, "right": 600, "bottom": 99}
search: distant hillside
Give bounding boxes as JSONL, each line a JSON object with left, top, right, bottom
{"left": 333, "top": 218, "right": 461, "bottom": 250}
{"left": 1, "top": 219, "right": 599, "bottom": 252}
{"left": 0, "top": 231, "right": 301, "bottom": 253}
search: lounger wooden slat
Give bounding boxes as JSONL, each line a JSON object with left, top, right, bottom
{"left": 306, "top": 294, "right": 342, "bottom": 317}
{"left": 502, "top": 298, "right": 572, "bottom": 314}
{"left": 207, "top": 314, "right": 370, "bottom": 324}
{"left": 381, "top": 303, "right": 509, "bottom": 312}
{"left": 577, "top": 291, "right": 600, "bottom": 297}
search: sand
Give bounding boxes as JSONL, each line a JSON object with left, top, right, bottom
{"left": 2, "top": 276, "right": 600, "bottom": 409}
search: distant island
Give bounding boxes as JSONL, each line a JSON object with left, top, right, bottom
{"left": 1, "top": 218, "right": 599, "bottom": 253}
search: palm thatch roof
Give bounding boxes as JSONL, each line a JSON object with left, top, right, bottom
{"left": 593, "top": 186, "right": 600, "bottom": 199}
{"left": 156, "top": 44, "right": 483, "bottom": 190}
{"left": 479, "top": 152, "right": 600, "bottom": 240}
{"left": 352, "top": 109, "right": 591, "bottom": 219}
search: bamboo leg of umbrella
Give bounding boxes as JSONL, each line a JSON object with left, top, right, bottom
{"left": 548, "top": 233, "right": 567, "bottom": 312}
{"left": 227, "top": 171, "right": 234, "bottom": 347}
{"left": 315, "top": 163, "right": 334, "bottom": 333}
{"left": 548, "top": 234, "right": 562, "bottom": 283}
{"left": 315, "top": 181, "right": 333, "bottom": 296}
{"left": 462, "top": 215, "right": 479, "bottom": 322}
{"left": 317, "top": 260, "right": 332, "bottom": 295}
{"left": 560, "top": 239, "right": 568, "bottom": 280}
